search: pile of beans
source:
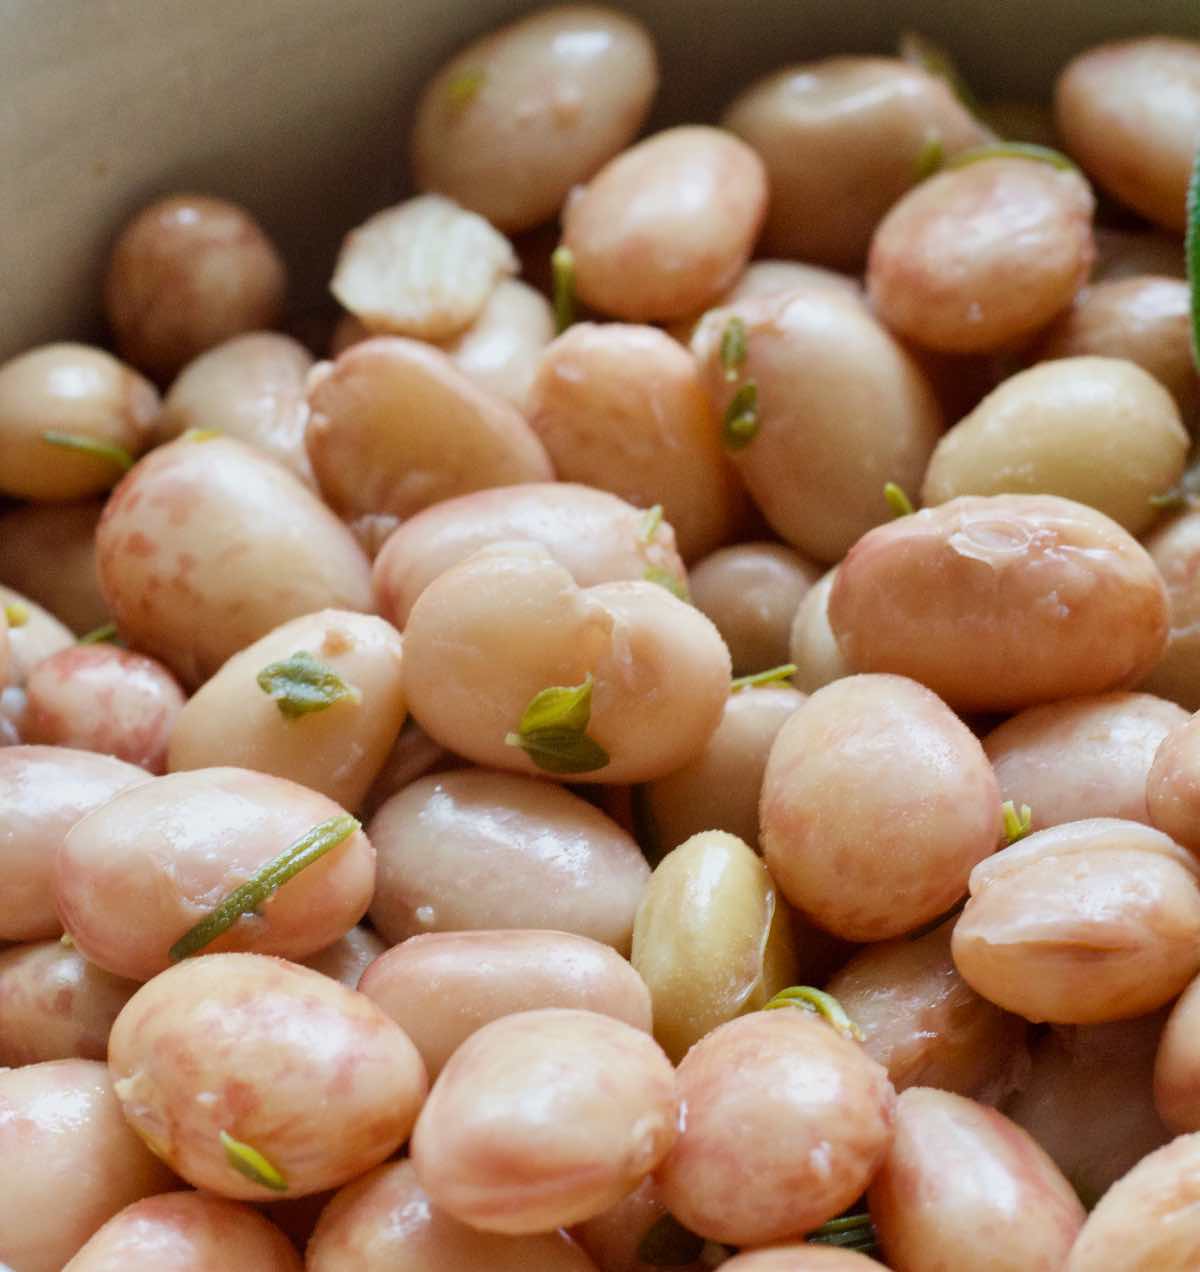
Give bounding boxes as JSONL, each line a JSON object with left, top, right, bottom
{"left": 2, "top": 7, "right": 1200, "bottom": 1270}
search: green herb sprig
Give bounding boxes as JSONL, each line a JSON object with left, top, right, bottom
{"left": 220, "top": 1130, "right": 288, "bottom": 1192}
{"left": 731, "top": 664, "right": 797, "bottom": 693}
{"left": 763, "top": 985, "right": 864, "bottom": 1042}
{"left": 42, "top": 431, "right": 133, "bottom": 472}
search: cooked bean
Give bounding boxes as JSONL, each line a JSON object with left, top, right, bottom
{"left": 0, "top": 1059, "right": 174, "bottom": 1272}
{"left": 922, "top": 357, "right": 1187, "bottom": 535}
{"left": 575, "top": 1176, "right": 706, "bottom": 1272}
{"left": 0, "top": 939, "right": 138, "bottom": 1065}
{"left": 96, "top": 434, "right": 372, "bottom": 687}
{"left": 1064, "top": 1132, "right": 1200, "bottom": 1270}
{"left": 1093, "top": 226, "right": 1186, "bottom": 282}
{"left": 867, "top": 157, "right": 1095, "bottom": 354}
{"left": 305, "top": 336, "right": 552, "bottom": 522}
{"left": 1006, "top": 1013, "right": 1171, "bottom": 1204}
{"left": 985, "top": 692, "right": 1188, "bottom": 831}
{"left": 359, "top": 717, "right": 449, "bottom": 819}
{"left": 827, "top": 919, "right": 1027, "bottom": 1101}
{"left": 689, "top": 544, "right": 820, "bottom": 674}
{"left": 720, "top": 1251, "right": 879, "bottom": 1271}
{"left": 401, "top": 543, "right": 729, "bottom": 783}
{"left": 761, "top": 674, "right": 1000, "bottom": 941}
{"left": 0, "top": 745, "right": 147, "bottom": 941}
{"left": 829, "top": 494, "right": 1169, "bottom": 712}
{"left": 868, "top": 1087, "right": 1084, "bottom": 1272}
{"left": 692, "top": 289, "right": 942, "bottom": 564}
{"left": 411, "top": 5, "right": 656, "bottom": 233}
{"left": 723, "top": 57, "right": 986, "bottom": 269}
{"left": 63, "top": 1192, "right": 301, "bottom": 1271}
{"left": 156, "top": 332, "right": 315, "bottom": 482}
{"left": 108, "top": 953, "right": 427, "bottom": 1198}
{"left": 368, "top": 768, "right": 648, "bottom": 952}
{"left": 1142, "top": 510, "right": 1200, "bottom": 710}
{"left": 1155, "top": 974, "right": 1200, "bottom": 1132}
{"left": 644, "top": 684, "right": 804, "bottom": 853}
{"left": 0, "top": 585, "right": 73, "bottom": 684}
{"left": 167, "top": 609, "right": 405, "bottom": 810}
{"left": 1148, "top": 714, "right": 1200, "bottom": 852}
{"left": 1056, "top": 36, "right": 1200, "bottom": 232}
{"left": 0, "top": 498, "right": 108, "bottom": 634}
{"left": 309, "top": 1158, "right": 598, "bottom": 1272}
{"left": 658, "top": 1009, "right": 895, "bottom": 1245}
{"left": 528, "top": 323, "right": 745, "bottom": 561}
{"left": 788, "top": 568, "right": 849, "bottom": 693}
{"left": 105, "top": 194, "right": 286, "bottom": 381}
{"left": 360, "top": 929, "right": 651, "bottom": 1078}
{"left": 0, "top": 343, "right": 157, "bottom": 500}
{"left": 371, "top": 482, "right": 686, "bottom": 629}
{"left": 562, "top": 126, "right": 768, "bottom": 322}
{"left": 631, "top": 830, "right": 799, "bottom": 1061}
{"left": 302, "top": 924, "right": 386, "bottom": 989}
{"left": 952, "top": 818, "right": 1200, "bottom": 1023}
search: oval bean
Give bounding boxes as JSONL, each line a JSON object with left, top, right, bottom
{"left": 1142, "top": 510, "right": 1200, "bottom": 710}
{"left": 302, "top": 924, "right": 386, "bottom": 989}
{"left": 721, "top": 1251, "right": 879, "bottom": 1272}
{"left": 1155, "top": 973, "right": 1200, "bottom": 1132}
{"left": 1148, "top": 714, "right": 1200, "bottom": 852}
{"left": 788, "top": 568, "right": 849, "bottom": 693}
{"left": 0, "top": 585, "right": 73, "bottom": 684}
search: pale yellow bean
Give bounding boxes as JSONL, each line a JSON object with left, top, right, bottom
{"left": 867, "top": 158, "right": 1095, "bottom": 354}
{"left": 562, "top": 126, "right": 768, "bottom": 322}
{"left": 1142, "top": 511, "right": 1200, "bottom": 710}
{"left": 1148, "top": 714, "right": 1200, "bottom": 852}
{"left": 0, "top": 499, "right": 108, "bottom": 634}
{"left": 788, "top": 568, "right": 849, "bottom": 694}
{"left": 167, "top": 609, "right": 405, "bottom": 810}
{"left": 829, "top": 494, "right": 1169, "bottom": 712}
{"left": 723, "top": 57, "right": 987, "bottom": 269}
{"left": 922, "top": 357, "right": 1187, "bottom": 535}
{"left": 0, "top": 584, "right": 73, "bottom": 684}
{"left": 1155, "top": 974, "right": 1200, "bottom": 1132}
{"left": 411, "top": 5, "right": 658, "bottom": 233}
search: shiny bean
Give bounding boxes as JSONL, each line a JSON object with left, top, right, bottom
{"left": 1155, "top": 973, "right": 1200, "bottom": 1132}
{"left": 1142, "top": 510, "right": 1200, "bottom": 710}
{"left": 0, "top": 585, "right": 73, "bottom": 684}
{"left": 302, "top": 924, "right": 386, "bottom": 989}
{"left": 359, "top": 717, "right": 449, "bottom": 819}
{"left": 0, "top": 499, "right": 108, "bottom": 634}
{"left": 788, "top": 568, "right": 849, "bottom": 693}
{"left": 1148, "top": 714, "right": 1200, "bottom": 852}
{"left": 720, "top": 1251, "right": 879, "bottom": 1272}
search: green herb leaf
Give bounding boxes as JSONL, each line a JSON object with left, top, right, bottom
{"left": 504, "top": 673, "right": 610, "bottom": 775}
{"left": 884, "top": 481, "right": 915, "bottom": 517}
{"left": 78, "top": 622, "right": 119, "bottom": 645}
{"left": 447, "top": 66, "right": 486, "bottom": 109}
{"left": 2, "top": 601, "right": 29, "bottom": 628}
{"left": 945, "top": 142, "right": 1078, "bottom": 173}
{"left": 722, "top": 380, "right": 759, "bottom": 450}
{"left": 720, "top": 316, "right": 748, "bottom": 382}
{"left": 169, "top": 813, "right": 360, "bottom": 961}
{"left": 915, "top": 129, "right": 945, "bottom": 180}
{"left": 42, "top": 431, "right": 134, "bottom": 472}
{"left": 808, "top": 1212, "right": 877, "bottom": 1254}
{"left": 763, "top": 985, "right": 865, "bottom": 1042}
{"left": 220, "top": 1130, "right": 288, "bottom": 1192}
{"left": 898, "top": 30, "right": 983, "bottom": 116}
{"left": 644, "top": 564, "right": 690, "bottom": 602}
{"left": 637, "top": 1213, "right": 705, "bottom": 1267}
{"left": 638, "top": 503, "right": 664, "bottom": 544}
{"left": 1187, "top": 144, "right": 1200, "bottom": 370}
{"left": 1002, "top": 799, "right": 1033, "bottom": 844}
{"left": 731, "top": 663, "right": 797, "bottom": 692}
{"left": 552, "top": 245, "right": 576, "bottom": 335}
{"left": 256, "top": 650, "right": 363, "bottom": 720}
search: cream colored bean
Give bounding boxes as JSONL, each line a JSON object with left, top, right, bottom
{"left": 689, "top": 544, "right": 820, "bottom": 674}
{"left": 401, "top": 543, "right": 730, "bottom": 783}
{"left": 411, "top": 5, "right": 656, "bottom": 233}
{"left": 632, "top": 830, "right": 799, "bottom": 1062}
{"left": 788, "top": 568, "right": 849, "bottom": 694}
{"left": 23, "top": 644, "right": 185, "bottom": 772}
{"left": 922, "top": 357, "right": 1187, "bottom": 535}
{"left": 371, "top": 482, "right": 686, "bottom": 630}
{"left": 168, "top": 609, "right": 405, "bottom": 810}
{"left": 658, "top": 1010, "right": 895, "bottom": 1245}
{"left": 368, "top": 768, "right": 648, "bottom": 952}
{"left": 0, "top": 939, "right": 138, "bottom": 1065}
{"left": 0, "top": 585, "right": 73, "bottom": 684}
{"left": 1148, "top": 714, "right": 1200, "bottom": 852}
{"left": 1064, "top": 1132, "right": 1200, "bottom": 1271}
{"left": 157, "top": 332, "right": 315, "bottom": 482}
{"left": 0, "top": 343, "right": 157, "bottom": 500}
{"left": 1056, "top": 37, "right": 1200, "bottom": 232}
{"left": 0, "top": 745, "right": 146, "bottom": 940}
{"left": 0, "top": 1059, "right": 175, "bottom": 1272}
{"left": 721, "top": 1251, "right": 879, "bottom": 1272}
{"left": 829, "top": 494, "right": 1169, "bottom": 712}
{"left": 827, "top": 919, "right": 1027, "bottom": 1101}
{"left": 562, "top": 126, "right": 768, "bottom": 322}
{"left": 0, "top": 499, "right": 107, "bottom": 634}
{"left": 1036, "top": 277, "right": 1198, "bottom": 423}
{"left": 869, "top": 1087, "right": 1084, "bottom": 1272}
{"left": 761, "top": 674, "right": 1001, "bottom": 941}
{"left": 360, "top": 929, "right": 650, "bottom": 1079}
{"left": 312, "top": 1159, "right": 600, "bottom": 1272}
{"left": 1093, "top": 226, "right": 1186, "bottom": 283}
{"left": 985, "top": 692, "right": 1188, "bottom": 831}
{"left": 1142, "top": 511, "right": 1200, "bottom": 710}
{"left": 1155, "top": 974, "right": 1200, "bottom": 1132}
{"left": 57, "top": 766, "right": 374, "bottom": 981}
{"left": 302, "top": 924, "right": 386, "bottom": 989}
{"left": 330, "top": 194, "right": 517, "bottom": 340}
{"left": 723, "top": 57, "right": 987, "bottom": 269}
{"left": 952, "top": 818, "right": 1200, "bottom": 1023}
{"left": 96, "top": 434, "right": 372, "bottom": 687}
{"left": 105, "top": 194, "right": 286, "bottom": 380}
{"left": 867, "top": 158, "right": 1095, "bottom": 354}
{"left": 64, "top": 1193, "right": 301, "bottom": 1272}
{"left": 108, "top": 953, "right": 427, "bottom": 1198}
{"left": 528, "top": 324, "right": 745, "bottom": 561}
{"left": 692, "top": 289, "right": 942, "bottom": 564}
{"left": 305, "top": 336, "right": 552, "bottom": 523}
{"left": 411, "top": 1011, "right": 675, "bottom": 1236}
{"left": 644, "top": 684, "right": 804, "bottom": 853}
{"left": 1005, "top": 1013, "right": 1170, "bottom": 1204}
{"left": 575, "top": 1176, "right": 706, "bottom": 1272}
